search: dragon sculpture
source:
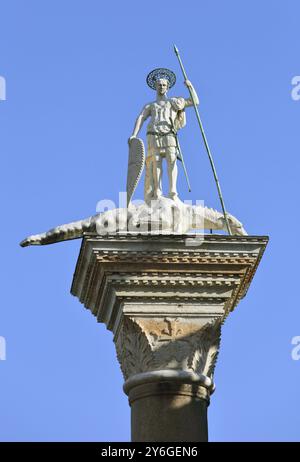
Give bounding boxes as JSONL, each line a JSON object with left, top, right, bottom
{"left": 20, "top": 197, "right": 247, "bottom": 247}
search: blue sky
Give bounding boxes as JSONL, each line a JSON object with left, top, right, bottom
{"left": 0, "top": 0, "right": 300, "bottom": 441}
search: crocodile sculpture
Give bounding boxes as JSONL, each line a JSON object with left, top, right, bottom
{"left": 20, "top": 197, "right": 247, "bottom": 247}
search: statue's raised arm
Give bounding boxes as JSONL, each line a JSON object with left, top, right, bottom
{"left": 183, "top": 79, "right": 199, "bottom": 106}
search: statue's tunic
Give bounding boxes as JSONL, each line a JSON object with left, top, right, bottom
{"left": 139, "top": 97, "right": 188, "bottom": 156}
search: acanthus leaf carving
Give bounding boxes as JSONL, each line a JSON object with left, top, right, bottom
{"left": 187, "top": 319, "right": 222, "bottom": 379}
{"left": 115, "top": 317, "right": 156, "bottom": 380}
{"left": 115, "top": 316, "right": 222, "bottom": 382}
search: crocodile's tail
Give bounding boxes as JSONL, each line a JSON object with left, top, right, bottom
{"left": 20, "top": 215, "right": 96, "bottom": 247}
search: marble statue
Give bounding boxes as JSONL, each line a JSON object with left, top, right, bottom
{"left": 20, "top": 66, "right": 247, "bottom": 248}
{"left": 129, "top": 68, "right": 198, "bottom": 203}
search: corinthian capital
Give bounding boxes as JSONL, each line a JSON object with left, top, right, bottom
{"left": 115, "top": 316, "right": 221, "bottom": 387}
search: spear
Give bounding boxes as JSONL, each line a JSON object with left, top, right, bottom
{"left": 174, "top": 45, "right": 232, "bottom": 235}
{"left": 176, "top": 135, "right": 191, "bottom": 192}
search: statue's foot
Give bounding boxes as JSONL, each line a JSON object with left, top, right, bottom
{"left": 169, "top": 192, "right": 179, "bottom": 201}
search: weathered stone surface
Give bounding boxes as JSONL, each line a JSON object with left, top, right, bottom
{"left": 129, "top": 381, "right": 209, "bottom": 442}
{"left": 71, "top": 233, "right": 268, "bottom": 441}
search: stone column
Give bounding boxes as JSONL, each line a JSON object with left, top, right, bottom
{"left": 71, "top": 233, "right": 268, "bottom": 442}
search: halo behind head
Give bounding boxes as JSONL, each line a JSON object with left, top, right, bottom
{"left": 146, "top": 68, "right": 176, "bottom": 90}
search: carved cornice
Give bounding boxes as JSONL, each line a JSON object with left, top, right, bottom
{"left": 71, "top": 234, "right": 268, "bottom": 319}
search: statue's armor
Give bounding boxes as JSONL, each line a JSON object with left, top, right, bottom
{"left": 140, "top": 97, "right": 187, "bottom": 154}
{"left": 136, "top": 94, "right": 192, "bottom": 201}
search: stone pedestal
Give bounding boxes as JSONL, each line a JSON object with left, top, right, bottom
{"left": 71, "top": 233, "right": 268, "bottom": 442}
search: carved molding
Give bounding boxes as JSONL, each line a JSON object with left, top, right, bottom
{"left": 71, "top": 234, "right": 268, "bottom": 314}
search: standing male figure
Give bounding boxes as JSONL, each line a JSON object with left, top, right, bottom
{"left": 129, "top": 68, "right": 199, "bottom": 202}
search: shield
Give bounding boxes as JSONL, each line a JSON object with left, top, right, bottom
{"left": 126, "top": 137, "right": 145, "bottom": 206}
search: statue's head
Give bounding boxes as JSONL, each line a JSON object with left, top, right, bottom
{"left": 225, "top": 213, "right": 247, "bottom": 236}
{"left": 155, "top": 78, "right": 169, "bottom": 95}
{"left": 146, "top": 68, "right": 176, "bottom": 92}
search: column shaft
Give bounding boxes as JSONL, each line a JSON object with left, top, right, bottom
{"left": 129, "top": 381, "right": 209, "bottom": 442}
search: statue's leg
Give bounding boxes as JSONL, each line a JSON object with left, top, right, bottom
{"left": 144, "top": 156, "right": 154, "bottom": 203}
{"left": 152, "top": 152, "right": 163, "bottom": 199}
{"left": 166, "top": 147, "right": 178, "bottom": 199}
